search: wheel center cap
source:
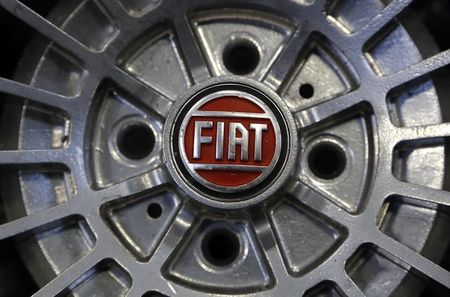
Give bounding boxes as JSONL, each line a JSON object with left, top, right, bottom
{"left": 164, "top": 77, "right": 298, "bottom": 209}
{"left": 180, "top": 91, "right": 282, "bottom": 192}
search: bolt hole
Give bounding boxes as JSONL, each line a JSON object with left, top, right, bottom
{"left": 117, "top": 123, "right": 155, "bottom": 160}
{"left": 299, "top": 83, "right": 315, "bottom": 99}
{"left": 223, "top": 39, "right": 260, "bottom": 75}
{"left": 142, "top": 292, "right": 167, "bottom": 297}
{"left": 308, "top": 142, "right": 346, "bottom": 180}
{"left": 147, "top": 203, "right": 163, "bottom": 219}
{"left": 202, "top": 228, "right": 241, "bottom": 267}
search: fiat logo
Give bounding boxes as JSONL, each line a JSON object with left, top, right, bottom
{"left": 178, "top": 90, "right": 282, "bottom": 193}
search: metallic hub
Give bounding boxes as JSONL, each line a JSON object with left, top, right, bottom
{"left": 0, "top": 0, "right": 450, "bottom": 296}
{"left": 164, "top": 78, "right": 297, "bottom": 208}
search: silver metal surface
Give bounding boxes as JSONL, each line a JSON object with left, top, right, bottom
{"left": 0, "top": 0, "right": 449, "bottom": 296}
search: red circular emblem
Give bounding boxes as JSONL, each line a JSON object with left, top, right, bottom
{"left": 179, "top": 91, "right": 281, "bottom": 192}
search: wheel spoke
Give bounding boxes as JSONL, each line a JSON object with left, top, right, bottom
{"left": 97, "top": 0, "right": 130, "bottom": 21}
{"left": 173, "top": 14, "right": 210, "bottom": 84}
{"left": 334, "top": 271, "right": 366, "bottom": 297}
{"left": 148, "top": 205, "right": 195, "bottom": 267}
{"left": 294, "top": 90, "right": 363, "bottom": 128}
{"left": 253, "top": 216, "right": 291, "bottom": 283}
{"left": 394, "top": 122, "right": 450, "bottom": 143}
{"left": 374, "top": 231, "right": 450, "bottom": 289}
{"left": 391, "top": 178, "right": 450, "bottom": 207}
{"left": 0, "top": 202, "right": 76, "bottom": 241}
{"left": 264, "top": 28, "right": 311, "bottom": 91}
{"left": 107, "top": 66, "right": 174, "bottom": 118}
{"left": 0, "top": 78, "right": 75, "bottom": 113}
{"left": 387, "top": 49, "right": 450, "bottom": 88}
{"left": 356, "top": 0, "right": 414, "bottom": 43}
{"left": 333, "top": 265, "right": 366, "bottom": 297}
{"left": 32, "top": 248, "right": 104, "bottom": 297}
{"left": 125, "top": 285, "right": 145, "bottom": 297}
{"left": 288, "top": 180, "right": 355, "bottom": 228}
{"left": 0, "top": 1, "right": 173, "bottom": 118}
{"left": 97, "top": 166, "right": 171, "bottom": 205}
{"left": 0, "top": 149, "right": 68, "bottom": 166}
{"left": 0, "top": 0, "right": 93, "bottom": 61}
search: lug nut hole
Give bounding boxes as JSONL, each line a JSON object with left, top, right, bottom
{"left": 299, "top": 83, "right": 315, "bottom": 99}
{"left": 142, "top": 292, "right": 167, "bottom": 297}
{"left": 308, "top": 142, "right": 346, "bottom": 180}
{"left": 202, "top": 228, "right": 241, "bottom": 267}
{"left": 147, "top": 203, "right": 163, "bottom": 219}
{"left": 223, "top": 39, "right": 260, "bottom": 75}
{"left": 117, "top": 124, "right": 155, "bottom": 160}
